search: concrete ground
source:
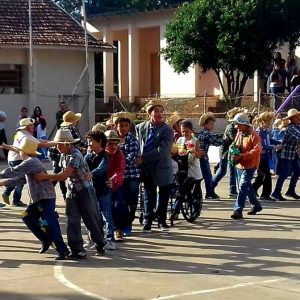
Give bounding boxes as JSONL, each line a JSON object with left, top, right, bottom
{"left": 0, "top": 161, "right": 299, "bottom": 300}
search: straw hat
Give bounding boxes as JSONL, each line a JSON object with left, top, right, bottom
{"left": 143, "top": 99, "right": 166, "bottom": 114}
{"left": 92, "top": 123, "right": 107, "bottom": 132}
{"left": 61, "top": 111, "right": 82, "bottom": 127}
{"left": 17, "top": 118, "right": 35, "bottom": 130}
{"left": 53, "top": 128, "right": 80, "bottom": 144}
{"left": 105, "top": 130, "right": 120, "bottom": 141}
{"left": 273, "top": 118, "right": 282, "bottom": 128}
{"left": 226, "top": 107, "right": 243, "bottom": 122}
{"left": 17, "top": 137, "right": 40, "bottom": 156}
{"left": 199, "top": 112, "right": 214, "bottom": 127}
{"left": 283, "top": 108, "right": 300, "bottom": 120}
{"left": 105, "top": 117, "right": 114, "bottom": 127}
{"left": 278, "top": 119, "right": 290, "bottom": 129}
{"left": 233, "top": 113, "right": 251, "bottom": 126}
{"left": 254, "top": 112, "right": 274, "bottom": 125}
{"left": 112, "top": 112, "right": 134, "bottom": 124}
{"left": 166, "top": 112, "right": 183, "bottom": 128}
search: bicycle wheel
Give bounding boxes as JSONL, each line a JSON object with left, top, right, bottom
{"left": 180, "top": 177, "right": 202, "bottom": 223}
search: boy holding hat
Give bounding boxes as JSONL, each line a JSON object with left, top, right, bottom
{"left": 34, "top": 128, "right": 106, "bottom": 258}
{"left": 135, "top": 99, "right": 173, "bottom": 232}
{"left": 198, "top": 112, "right": 224, "bottom": 199}
{"left": 113, "top": 112, "right": 140, "bottom": 235}
{"left": 0, "top": 137, "right": 69, "bottom": 260}
{"left": 271, "top": 108, "right": 300, "bottom": 201}
{"left": 230, "top": 113, "right": 262, "bottom": 219}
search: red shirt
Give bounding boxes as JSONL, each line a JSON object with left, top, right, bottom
{"left": 107, "top": 148, "right": 125, "bottom": 192}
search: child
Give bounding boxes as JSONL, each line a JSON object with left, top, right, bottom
{"left": 0, "top": 137, "right": 69, "bottom": 260}
{"left": 172, "top": 121, "right": 203, "bottom": 219}
{"left": 85, "top": 130, "right": 116, "bottom": 250}
{"left": 34, "top": 128, "right": 105, "bottom": 259}
{"left": 198, "top": 112, "right": 224, "bottom": 199}
{"left": 104, "top": 130, "right": 128, "bottom": 242}
{"left": 252, "top": 112, "right": 281, "bottom": 200}
{"left": 113, "top": 112, "right": 140, "bottom": 235}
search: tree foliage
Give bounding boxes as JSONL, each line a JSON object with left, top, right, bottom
{"left": 162, "top": 0, "right": 300, "bottom": 96}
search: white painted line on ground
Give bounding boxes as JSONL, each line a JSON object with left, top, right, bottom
{"left": 148, "top": 278, "right": 287, "bottom": 300}
{"left": 54, "top": 262, "right": 111, "bottom": 300}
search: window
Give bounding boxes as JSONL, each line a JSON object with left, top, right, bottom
{"left": 0, "top": 64, "right": 23, "bottom": 94}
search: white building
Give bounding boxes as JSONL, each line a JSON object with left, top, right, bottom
{"left": 0, "top": 0, "right": 113, "bottom": 142}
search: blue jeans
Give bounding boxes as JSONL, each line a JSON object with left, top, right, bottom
{"left": 98, "top": 192, "right": 114, "bottom": 240}
{"left": 22, "top": 198, "right": 68, "bottom": 254}
{"left": 234, "top": 168, "right": 262, "bottom": 213}
{"left": 112, "top": 186, "right": 130, "bottom": 231}
{"left": 200, "top": 158, "right": 215, "bottom": 196}
{"left": 143, "top": 176, "right": 173, "bottom": 225}
{"left": 123, "top": 178, "right": 140, "bottom": 224}
{"left": 4, "top": 160, "right": 24, "bottom": 204}
{"left": 212, "top": 157, "right": 237, "bottom": 195}
{"left": 273, "top": 158, "right": 300, "bottom": 196}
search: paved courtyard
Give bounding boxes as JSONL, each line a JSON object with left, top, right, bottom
{"left": 0, "top": 162, "right": 300, "bottom": 300}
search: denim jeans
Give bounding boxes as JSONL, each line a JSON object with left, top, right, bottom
{"left": 143, "top": 176, "right": 173, "bottom": 225}
{"left": 98, "top": 192, "right": 114, "bottom": 240}
{"left": 123, "top": 178, "right": 140, "bottom": 224}
{"left": 212, "top": 157, "right": 237, "bottom": 195}
{"left": 112, "top": 185, "right": 130, "bottom": 231}
{"left": 4, "top": 160, "right": 24, "bottom": 204}
{"left": 234, "top": 168, "right": 262, "bottom": 213}
{"left": 22, "top": 198, "right": 68, "bottom": 254}
{"left": 200, "top": 158, "right": 215, "bottom": 196}
{"left": 273, "top": 158, "right": 300, "bottom": 196}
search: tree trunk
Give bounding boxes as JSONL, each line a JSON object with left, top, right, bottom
{"left": 235, "top": 72, "right": 240, "bottom": 95}
{"left": 239, "top": 75, "right": 248, "bottom": 95}
{"left": 214, "top": 69, "right": 226, "bottom": 96}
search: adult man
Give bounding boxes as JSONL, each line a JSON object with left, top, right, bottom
{"left": 0, "top": 111, "right": 8, "bottom": 160}
{"left": 271, "top": 109, "right": 300, "bottom": 201}
{"left": 56, "top": 101, "right": 68, "bottom": 129}
{"left": 135, "top": 99, "right": 173, "bottom": 232}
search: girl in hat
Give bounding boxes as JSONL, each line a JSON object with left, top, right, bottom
{"left": 0, "top": 137, "right": 69, "bottom": 260}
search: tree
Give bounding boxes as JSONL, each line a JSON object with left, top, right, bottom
{"left": 162, "top": 0, "right": 300, "bottom": 97}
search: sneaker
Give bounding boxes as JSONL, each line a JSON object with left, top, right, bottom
{"left": 271, "top": 193, "right": 287, "bottom": 202}
{"left": 83, "top": 240, "right": 95, "bottom": 250}
{"left": 104, "top": 240, "right": 116, "bottom": 250}
{"left": 228, "top": 193, "right": 238, "bottom": 199}
{"left": 260, "top": 196, "right": 274, "bottom": 201}
{"left": 0, "top": 203, "right": 6, "bottom": 208}
{"left": 158, "top": 223, "right": 170, "bottom": 232}
{"left": 12, "top": 201, "right": 27, "bottom": 207}
{"left": 285, "top": 191, "right": 300, "bottom": 199}
{"left": 247, "top": 206, "right": 262, "bottom": 215}
{"left": 68, "top": 251, "right": 87, "bottom": 259}
{"left": 55, "top": 251, "right": 70, "bottom": 261}
{"left": 114, "top": 229, "right": 124, "bottom": 242}
{"left": 39, "top": 242, "right": 51, "bottom": 254}
{"left": 205, "top": 193, "right": 220, "bottom": 200}
{"left": 95, "top": 248, "right": 106, "bottom": 256}
{"left": 231, "top": 211, "right": 243, "bottom": 220}
{"left": 2, "top": 193, "right": 10, "bottom": 205}
{"left": 142, "top": 223, "right": 152, "bottom": 233}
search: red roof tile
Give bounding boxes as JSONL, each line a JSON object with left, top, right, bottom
{"left": 0, "top": 0, "right": 113, "bottom": 50}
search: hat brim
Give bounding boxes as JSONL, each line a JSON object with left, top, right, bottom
{"left": 54, "top": 138, "right": 81, "bottom": 144}
{"left": 145, "top": 104, "right": 165, "bottom": 114}
{"left": 234, "top": 121, "right": 252, "bottom": 127}
{"left": 283, "top": 112, "right": 300, "bottom": 120}
{"left": 61, "top": 114, "right": 81, "bottom": 127}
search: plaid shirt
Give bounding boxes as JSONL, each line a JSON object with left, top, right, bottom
{"left": 62, "top": 147, "right": 92, "bottom": 192}
{"left": 219, "top": 122, "right": 237, "bottom": 158}
{"left": 279, "top": 124, "right": 300, "bottom": 160}
{"left": 118, "top": 132, "right": 140, "bottom": 178}
{"left": 198, "top": 129, "right": 223, "bottom": 158}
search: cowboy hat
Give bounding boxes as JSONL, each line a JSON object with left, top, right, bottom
{"left": 226, "top": 107, "right": 243, "bottom": 122}
{"left": 273, "top": 118, "right": 282, "bottom": 128}
{"left": 166, "top": 112, "right": 184, "bottom": 128}
{"left": 105, "top": 130, "right": 120, "bottom": 141}
{"left": 61, "top": 111, "right": 82, "bottom": 127}
{"left": 233, "top": 113, "right": 251, "bottom": 126}
{"left": 17, "top": 118, "right": 35, "bottom": 130}
{"left": 143, "top": 99, "right": 166, "bottom": 114}
{"left": 278, "top": 119, "right": 290, "bottom": 129}
{"left": 199, "top": 112, "right": 215, "bottom": 127}
{"left": 53, "top": 128, "right": 80, "bottom": 144}
{"left": 92, "top": 123, "right": 107, "bottom": 132}
{"left": 112, "top": 112, "right": 134, "bottom": 124}
{"left": 283, "top": 108, "right": 300, "bottom": 120}
{"left": 254, "top": 111, "right": 274, "bottom": 125}
{"left": 16, "top": 136, "right": 40, "bottom": 156}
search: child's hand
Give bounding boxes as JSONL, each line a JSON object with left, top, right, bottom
{"left": 274, "top": 145, "right": 282, "bottom": 151}
{"left": 33, "top": 172, "right": 47, "bottom": 181}
{"left": 106, "top": 179, "right": 113, "bottom": 189}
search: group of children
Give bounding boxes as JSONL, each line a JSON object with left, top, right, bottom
{"left": 1, "top": 103, "right": 300, "bottom": 259}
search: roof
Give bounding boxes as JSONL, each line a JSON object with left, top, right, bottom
{"left": 0, "top": 0, "right": 114, "bottom": 51}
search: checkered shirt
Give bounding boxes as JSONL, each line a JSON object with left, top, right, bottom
{"left": 279, "top": 124, "right": 300, "bottom": 160}
{"left": 118, "top": 132, "right": 140, "bottom": 178}
{"left": 219, "top": 122, "right": 237, "bottom": 158}
{"left": 62, "top": 146, "right": 92, "bottom": 192}
{"left": 198, "top": 129, "right": 224, "bottom": 158}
